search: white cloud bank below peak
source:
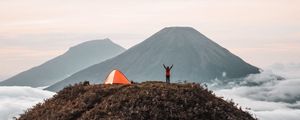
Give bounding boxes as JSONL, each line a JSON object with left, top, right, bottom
{"left": 0, "top": 86, "right": 54, "bottom": 120}
{"left": 213, "top": 63, "right": 300, "bottom": 120}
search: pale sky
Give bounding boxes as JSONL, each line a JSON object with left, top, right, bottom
{"left": 0, "top": 0, "right": 299, "bottom": 80}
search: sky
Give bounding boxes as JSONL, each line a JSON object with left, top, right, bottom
{"left": 0, "top": 0, "right": 299, "bottom": 80}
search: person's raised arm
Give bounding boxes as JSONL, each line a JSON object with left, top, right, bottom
{"left": 170, "top": 64, "right": 173, "bottom": 70}
{"left": 163, "top": 64, "right": 167, "bottom": 69}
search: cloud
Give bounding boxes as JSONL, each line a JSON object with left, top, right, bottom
{"left": 0, "top": 86, "right": 54, "bottom": 120}
{"left": 212, "top": 63, "right": 300, "bottom": 120}
{"left": 216, "top": 90, "right": 300, "bottom": 120}
{"left": 267, "top": 63, "right": 300, "bottom": 79}
{"left": 255, "top": 109, "right": 300, "bottom": 120}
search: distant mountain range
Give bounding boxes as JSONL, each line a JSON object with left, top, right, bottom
{"left": 46, "top": 27, "right": 260, "bottom": 92}
{"left": 0, "top": 39, "right": 125, "bottom": 87}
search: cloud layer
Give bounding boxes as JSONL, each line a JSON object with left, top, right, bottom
{"left": 0, "top": 86, "right": 54, "bottom": 120}
{"left": 213, "top": 63, "right": 300, "bottom": 120}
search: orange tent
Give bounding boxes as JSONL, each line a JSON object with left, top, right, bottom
{"left": 104, "top": 69, "right": 131, "bottom": 84}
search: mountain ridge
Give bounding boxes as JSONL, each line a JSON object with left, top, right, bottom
{"left": 0, "top": 39, "right": 125, "bottom": 87}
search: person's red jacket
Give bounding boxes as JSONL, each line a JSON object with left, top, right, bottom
{"left": 166, "top": 68, "right": 171, "bottom": 76}
{"left": 163, "top": 64, "right": 173, "bottom": 77}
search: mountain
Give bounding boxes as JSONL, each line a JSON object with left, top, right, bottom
{"left": 0, "top": 39, "right": 125, "bottom": 87}
{"left": 46, "top": 27, "right": 260, "bottom": 91}
{"left": 19, "top": 82, "right": 256, "bottom": 120}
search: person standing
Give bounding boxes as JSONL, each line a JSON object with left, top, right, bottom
{"left": 163, "top": 64, "right": 173, "bottom": 83}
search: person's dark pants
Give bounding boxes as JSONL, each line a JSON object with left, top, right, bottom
{"left": 166, "top": 76, "right": 170, "bottom": 83}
